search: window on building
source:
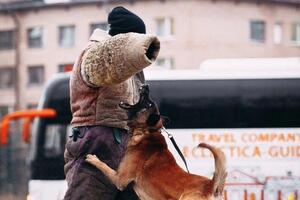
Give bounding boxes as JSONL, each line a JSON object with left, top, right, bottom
{"left": 59, "top": 25, "right": 75, "bottom": 47}
{"left": 250, "top": 20, "right": 266, "bottom": 42}
{"left": 58, "top": 63, "right": 73, "bottom": 73}
{"left": 155, "top": 57, "right": 174, "bottom": 69}
{"left": 156, "top": 17, "right": 174, "bottom": 37}
{"left": 0, "top": 30, "right": 15, "bottom": 50}
{"left": 90, "top": 22, "right": 109, "bottom": 34}
{"left": 291, "top": 22, "right": 300, "bottom": 44}
{"left": 0, "top": 68, "right": 15, "bottom": 89}
{"left": 273, "top": 23, "right": 282, "bottom": 44}
{"left": 27, "top": 27, "right": 43, "bottom": 48}
{"left": 27, "top": 66, "right": 44, "bottom": 86}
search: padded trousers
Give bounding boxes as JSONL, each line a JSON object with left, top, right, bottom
{"left": 63, "top": 126, "right": 139, "bottom": 200}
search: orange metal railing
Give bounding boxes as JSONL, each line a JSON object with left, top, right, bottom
{"left": 0, "top": 109, "right": 56, "bottom": 145}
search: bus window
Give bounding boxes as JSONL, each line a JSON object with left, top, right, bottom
{"left": 44, "top": 124, "right": 68, "bottom": 158}
{"left": 153, "top": 79, "right": 300, "bottom": 128}
{"left": 160, "top": 97, "right": 240, "bottom": 128}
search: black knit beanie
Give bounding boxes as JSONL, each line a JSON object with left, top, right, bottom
{"left": 108, "top": 6, "right": 146, "bottom": 36}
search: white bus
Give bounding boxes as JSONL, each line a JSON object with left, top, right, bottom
{"left": 27, "top": 66, "right": 300, "bottom": 200}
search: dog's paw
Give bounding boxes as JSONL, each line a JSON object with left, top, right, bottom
{"left": 85, "top": 154, "right": 101, "bottom": 166}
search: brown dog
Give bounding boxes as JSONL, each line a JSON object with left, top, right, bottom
{"left": 86, "top": 85, "right": 227, "bottom": 200}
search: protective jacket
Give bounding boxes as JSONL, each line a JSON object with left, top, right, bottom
{"left": 70, "top": 29, "right": 160, "bottom": 130}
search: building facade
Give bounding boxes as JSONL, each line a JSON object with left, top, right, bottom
{"left": 0, "top": 0, "right": 299, "bottom": 111}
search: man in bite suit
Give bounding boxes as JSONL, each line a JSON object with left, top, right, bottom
{"left": 63, "top": 6, "right": 160, "bottom": 200}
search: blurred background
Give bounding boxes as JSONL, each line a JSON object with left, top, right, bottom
{"left": 0, "top": 0, "right": 299, "bottom": 199}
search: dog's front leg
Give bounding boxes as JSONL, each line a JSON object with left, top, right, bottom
{"left": 85, "top": 154, "right": 132, "bottom": 191}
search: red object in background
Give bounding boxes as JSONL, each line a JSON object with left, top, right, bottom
{"left": 0, "top": 109, "right": 56, "bottom": 145}
{"left": 244, "top": 190, "right": 248, "bottom": 200}
{"left": 261, "top": 190, "right": 264, "bottom": 200}
{"left": 224, "top": 190, "right": 228, "bottom": 200}
{"left": 278, "top": 190, "right": 282, "bottom": 200}
{"left": 63, "top": 64, "right": 73, "bottom": 72}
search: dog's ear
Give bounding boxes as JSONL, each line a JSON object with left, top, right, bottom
{"left": 147, "top": 114, "right": 161, "bottom": 127}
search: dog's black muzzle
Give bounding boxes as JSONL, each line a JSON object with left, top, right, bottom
{"left": 120, "top": 84, "right": 169, "bottom": 128}
{"left": 119, "top": 84, "right": 156, "bottom": 118}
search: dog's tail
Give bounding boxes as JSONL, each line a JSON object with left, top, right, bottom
{"left": 198, "top": 143, "right": 227, "bottom": 197}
